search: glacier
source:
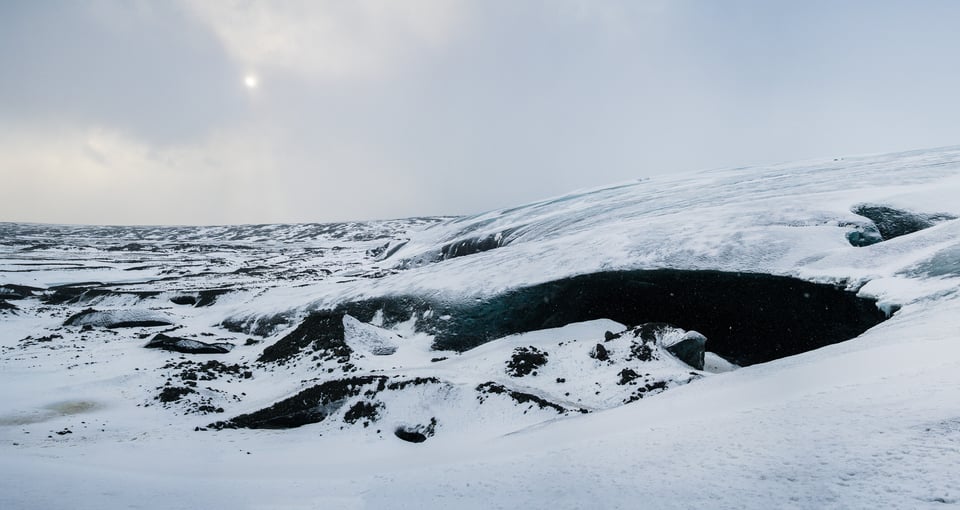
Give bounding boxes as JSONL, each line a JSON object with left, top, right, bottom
{"left": 1, "top": 146, "right": 959, "bottom": 509}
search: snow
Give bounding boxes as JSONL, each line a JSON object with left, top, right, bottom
{"left": 2, "top": 145, "right": 960, "bottom": 508}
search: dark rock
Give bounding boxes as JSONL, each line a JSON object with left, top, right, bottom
{"left": 618, "top": 368, "right": 641, "bottom": 385}
{"left": 476, "top": 382, "right": 572, "bottom": 414}
{"left": 505, "top": 346, "right": 548, "bottom": 377}
{"left": 210, "top": 376, "right": 387, "bottom": 429}
{"left": 220, "top": 313, "right": 294, "bottom": 338}
{"left": 385, "top": 377, "right": 441, "bottom": 391}
{"left": 633, "top": 323, "right": 672, "bottom": 344}
{"left": 664, "top": 331, "right": 707, "bottom": 370}
{"left": 145, "top": 333, "right": 234, "bottom": 354}
{"left": 629, "top": 341, "right": 656, "bottom": 362}
{"left": 846, "top": 226, "right": 883, "bottom": 247}
{"left": 624, "top": 380, "right": 669, "bottom": 403}
{"left": 0, "top": 299, "right": 17, "bottom": 312}
{"left": 170, "top": 295, "right": 197, "bottom": 306}
{"left": 604, "top": 330, "right": 621, "bottom": 341}
{"left": 344, "top": 400, "right": 383, "bottom": 426}
{"left": 158, "top": 386, "right": 196, "bottom": 403}
{"left": 257, "top": 311, "right": 351, "bottom": 365}
{"left": 589, "top": 343, "right": 609, "bottom": 361}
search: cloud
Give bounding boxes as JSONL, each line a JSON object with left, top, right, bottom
{"left": 179, "top": 0, "right": 468, "bottom": 80}
{"left": 0, "top": 120, "right": 440, "bottom": 225}
{"left": 0, "top": 122, "right": 290, "bottom": 225}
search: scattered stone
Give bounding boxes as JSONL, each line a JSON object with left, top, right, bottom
{"left": 343, "top": 400, "right": 383, "bottom": 426}
{"left": 624, "top": 381, "right": 669, "bottom": 404}
{"left": 506, "top": 346, "right": 549, "bottom": 377}
{"left": 476, "top": 382, "right": 576, "bottom": 414}
{"left": 157, "top": 386, "right": 196, "bottom": 403}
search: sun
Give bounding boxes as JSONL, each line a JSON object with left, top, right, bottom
{"left": 244, "top": 74, "right": 258, "bottom": 89}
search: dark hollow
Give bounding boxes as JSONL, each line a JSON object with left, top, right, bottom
{"left": 394, "top": 428, "right": 428, "bottom": 443}
{"left": 437, "top": 270, "right": 889, "bottom": 366}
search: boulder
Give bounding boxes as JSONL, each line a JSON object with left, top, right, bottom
{"left": 663, "top": 331, "right": 707, "bottom": 370}
{"left": 144, "top": 333, "right": 234, "bottom": 354}
{"left": 589, "top": 343, "right": 609, "bottom": 361}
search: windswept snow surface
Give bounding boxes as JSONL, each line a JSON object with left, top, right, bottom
{"left": 2, "top": 146, "right": 960, "bottom": 509}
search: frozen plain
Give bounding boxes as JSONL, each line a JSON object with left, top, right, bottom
{"left": 2, "top": 146, "right": 960, "bottom": 509}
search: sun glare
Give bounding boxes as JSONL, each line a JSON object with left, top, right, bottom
{"left": 244, "top": 74, "right": 258, "bottom": 89}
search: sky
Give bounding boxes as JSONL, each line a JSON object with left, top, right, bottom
{"left": 2, "top": 0, "right": 960, "bottom": 225}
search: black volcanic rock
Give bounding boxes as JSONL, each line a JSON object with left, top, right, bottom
{"left": 257, "top": 310, "right": 351, "bottom": 365}
{"left": 476, "top": 382, "right": 576, "bottom": 414}
{"left": 589, "top": 343, "right": 609, "bottom": 361}
{"left": 145, "top": 334, "right": 234, "bottom": 354}
{"left": 506, "top": 346, "right": 548, "bottom": 377}
{"left": 210, "top": 376, "right": 388, "bottom": 429}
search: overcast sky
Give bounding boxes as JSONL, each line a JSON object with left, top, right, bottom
{"left": 3, "top": 0, "right": 960, "bottom": 225}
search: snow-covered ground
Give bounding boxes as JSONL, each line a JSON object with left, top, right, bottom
{"left": 2, "top": 146, "right": 959, "bottom": 509}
